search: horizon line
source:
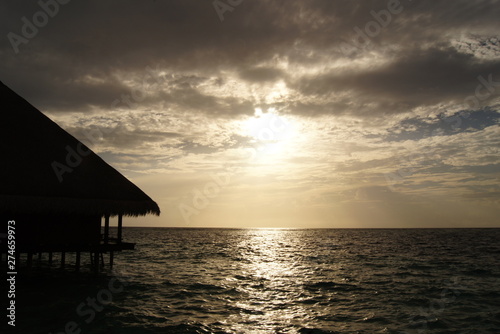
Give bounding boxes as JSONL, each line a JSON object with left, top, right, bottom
{"left": 119, "top": 226, "right": 500, "bottom": 229}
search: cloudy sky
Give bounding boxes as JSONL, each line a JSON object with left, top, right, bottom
{"left": 2, "top": 0, "right": 499, "bottom": 228}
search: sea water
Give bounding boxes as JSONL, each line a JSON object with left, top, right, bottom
{"left": 11, "top": 228, "right": 500, "bottom": 333}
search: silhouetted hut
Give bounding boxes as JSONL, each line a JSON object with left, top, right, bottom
{"left": 0, "top": 81, "right": 160, "bottom": 271}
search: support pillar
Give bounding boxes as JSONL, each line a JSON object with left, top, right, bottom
{"left": 76, "top": 252, "right": 81, "bottom": 272}
{"left": 117, "top": 214, "right": 123, "bottom": 243}
{"left": 110, "top": 251, "right": 114, "bottom": 269}
{"left": 104, "top": 214, "right": 110, "bottom": 244}
{"left": 61, "top": 252, "right": 66, "bottom": 269}
{"left": 93, "top": 251, "right": 99, "bottom": 273}
{"left": 27, "top": 252, "right": 33, "bottom": 269}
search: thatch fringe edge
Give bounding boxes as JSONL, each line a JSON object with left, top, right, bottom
{"left": 0, "top": 195, "right": 160, "bottom": 217}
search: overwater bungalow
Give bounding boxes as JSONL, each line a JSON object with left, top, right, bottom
{"left": 0, "top": 81, "right": 160, "bottom": 272}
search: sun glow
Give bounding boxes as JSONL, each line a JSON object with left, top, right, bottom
{"left": 243, "top": 108, "right": 298, "bottom": 160}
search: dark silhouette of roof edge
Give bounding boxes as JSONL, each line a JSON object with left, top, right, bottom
{"left": 0, "top": 81, "right": 160, "bottom": 217}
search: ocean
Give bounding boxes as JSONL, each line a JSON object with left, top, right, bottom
{"left": 10, "top": 228, "right": 500, "bottom": 333}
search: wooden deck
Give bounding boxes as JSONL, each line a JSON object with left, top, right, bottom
{"left": 1, "top": 240, "right": 135, "bottom": 273}
{"left": 0, "top": 215, "right": 135, "bottom": 273}
{"left": 1, "top": 242, "right": 135, "bottom": 254}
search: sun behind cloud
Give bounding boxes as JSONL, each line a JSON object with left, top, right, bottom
{"left": 242, "top": 108, "right": 298, "bottom": 162}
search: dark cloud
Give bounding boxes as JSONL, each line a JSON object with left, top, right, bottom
{"left": 64, "top": 125, "right": 182, "bottom": 149}
{"left": 2, "top": 0, "right": 499, "bottom": 228}
{"left": 463, "top": 191, "right": 500, "bottom": 199}
{"left": 1, "top": 0, "right": 499, "bottom": 116}
{"left": 239, "top": 67, "right": 285, "bottom": 83}
{"left": 294, "top": 47, "right": 500, "bottom": 115}
{"left": 174, "top": 140, "right": 220, "bottom": 155}
{"left": 163, "top": 133, "right": 254, "bottom": 156}
{"left": 385, "top": 109, "right": 500, "bottom": 141}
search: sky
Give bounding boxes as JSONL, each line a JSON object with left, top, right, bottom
{"left": 1, "top": 0, "right": 499, "bottom": 228}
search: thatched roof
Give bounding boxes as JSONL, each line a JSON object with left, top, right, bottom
{"left": 0, "top": 81, "right": 160, "bottom": 217}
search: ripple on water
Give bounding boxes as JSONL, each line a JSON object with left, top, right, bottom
{"left": 16, "top": 228, "right": 500, "bottom": 334}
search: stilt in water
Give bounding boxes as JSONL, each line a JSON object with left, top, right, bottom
{"left": 104, "top": 215, "right": 110, "bottom": 244}
{"left": 75, "top": 252, "right": 81, "bottom": 272}
{"left": 93, "top": 251, "right": 99, "bottom": 273}
{"left": 118, "top": 214, "right": 123, "bottom": 243}
{"left": 61, "top": 251, "right": 66, "bottom": 269}
{"left": 27, "top": 252, "right": 33, "bottom": 269}
{"left": 110, "top": 251, "right": 114, "bottom": 269}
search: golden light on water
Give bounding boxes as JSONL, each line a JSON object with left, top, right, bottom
{"left": 223, "top": 229, "right": 314, "bottom": 330}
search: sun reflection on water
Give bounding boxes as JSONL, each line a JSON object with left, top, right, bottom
{"left": 225, "top": 229, "right": 316, "bottom": 331}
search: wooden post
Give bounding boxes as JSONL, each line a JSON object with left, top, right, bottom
{"left": 117, "top": 214, "right": 123, "bottom": 243}
{"left": 93, "top": 251, "right": 99, "bottom": 273}
{"left": 76, "top": 252, "right": 81, "bottom": 272}
{"left": 38, "top": 252, "right": 42, "bottom": 263}
{"left": 27, "top": 253, "right": 33, "bottom": 269}
{"left": 48, "top": 252, "right": 53, "bottom": 265}
{"left": 100, "top": 252, "right": 105, "bottom": 269}
{"left": 110, "top": 251, "right": 114, "bottom": 269}
{"left": 104, "top": 214, "right": 110, "bottom": 244}
{"left": 61, "top": 252, "right": 66, "bottom": 269}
